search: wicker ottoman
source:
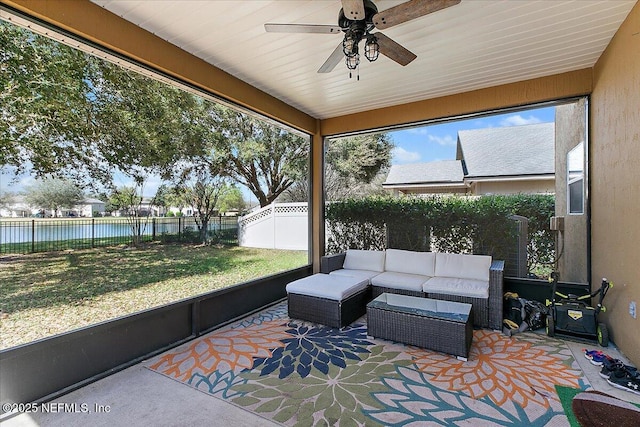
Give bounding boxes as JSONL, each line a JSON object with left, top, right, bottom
{"left": 286, "top": 274, "right": 371, "bottom": 328}
{"left": 367, "top": 293, "right": 473, "bottom": 360}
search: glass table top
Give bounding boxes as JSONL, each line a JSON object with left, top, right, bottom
{"left": 367, "top": 293, "right": 472, "bottom": 323}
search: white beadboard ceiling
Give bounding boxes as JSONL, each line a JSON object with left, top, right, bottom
{"left": 91, "top": 0, "right": 636, "bottom": 120}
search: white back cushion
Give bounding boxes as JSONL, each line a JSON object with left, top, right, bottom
{"left": 343, "top": 249, "right": 385, "bottom": 272}
{"left": 385, "top": 249, "right": 435, "bottom": 276}
{"left": 423, "top": 276, "right": 489, "bottom": 298}
{"left": 435, "top": 252, "right": 491, "bottom": 281}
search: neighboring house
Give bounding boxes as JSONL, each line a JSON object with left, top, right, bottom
{"left": 0, "top": 196, "right": 32, "bottom": 217}
{"left": 73, "top": 198, "right": 106, "bottom": 217}
{"left": 111, "top": 197, "right": 166, "bottom": 217}
{"left": 167, "top": 206, "right": 196, "bottom": 216}
{"left": 54, "top": 198, "right": 107, "bottom": 217}
{"left": 384, "top": 123, "right": 555, "bottom": 196}
{"left": 0, "top": 196, "right": 106, "bottom": 217}
{"left": 140, "top": 197, "right": 167, "bottom": 217}
{"left": 383, "top": 160, "right": 468, "bottom": 195}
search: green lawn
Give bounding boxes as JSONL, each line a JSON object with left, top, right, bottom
{"left": 0, "top": 244, "right": 308, "bottom": 349}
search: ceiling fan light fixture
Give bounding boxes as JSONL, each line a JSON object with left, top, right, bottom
{"left": 345, "top": 52, "right": 360, "bottom": 70}
{"left": 364, "top": 35, "right": 379, "bottom": 62}
{"left": 342, "top": 33, "right": 358, "bottom": 57}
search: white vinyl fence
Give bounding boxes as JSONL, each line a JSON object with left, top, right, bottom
{"left": 238, "top": 203, "right": 308, "bottom": 250}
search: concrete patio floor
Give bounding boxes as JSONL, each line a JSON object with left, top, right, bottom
{"left": 1, "top": 361, "right": 278, "bottom": 427}
{"left": 2, "top": 335, "right": 638, "bottom": 427}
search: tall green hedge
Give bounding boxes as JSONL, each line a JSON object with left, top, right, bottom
{"left": 325, "top": 194, "right": 555, "bottom": 275}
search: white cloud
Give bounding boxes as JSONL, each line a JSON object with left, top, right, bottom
{"left": 499, "top": 114, "right": 542, "bottom": 127}
{"left": 406, "top": 127, "right": 429, "bottom": 135}
{"left": 427, "top": 134, "right": 456, "bottom": 146}
{"left": 392, "top": 147, "right": 421, "bottom": 163}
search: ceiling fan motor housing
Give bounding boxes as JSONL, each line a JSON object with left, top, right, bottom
{"left": 338, "top": 0, "right": 378, "bottom": 34}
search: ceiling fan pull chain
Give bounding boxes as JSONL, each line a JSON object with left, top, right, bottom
{"left": 349, "top": 66, "right": 361, "bottom": 81}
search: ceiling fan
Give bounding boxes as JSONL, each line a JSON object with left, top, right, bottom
{"left": 265, "top": 0, "right": 461, "bottom": 75}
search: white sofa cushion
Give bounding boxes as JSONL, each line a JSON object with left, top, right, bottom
{"left": 423, "top": 276, "right": 489, "bottom": 299}
{"left": 385, "top": 249, "right": 436, "bottom": 277}
{"left": 286, "top": 274, "right": 369, "bottom": 301}
{"left": 370, "top": 271, "right": 428, "bottom": 292}
{"left": 342, "top": 249, "right": 385, "bottom": 272}
{"left": 329, "top": 269, "right": 380, "bottom": 282}
{"left": 435, "top": 252, "right": 491, "bottom": 282}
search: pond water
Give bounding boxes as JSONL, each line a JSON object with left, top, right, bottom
{"left": 0, "top": 217, "right": 235, "bottom": 244}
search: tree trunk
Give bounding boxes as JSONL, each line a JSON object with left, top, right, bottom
{"left": 199, "top": 219, "right": 209, "bottom": 243}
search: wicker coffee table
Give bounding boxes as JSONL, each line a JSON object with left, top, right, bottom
{"left": 367, "top": 293, "right": 473, "bottom": 360}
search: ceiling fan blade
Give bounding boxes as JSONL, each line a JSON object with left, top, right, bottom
{"left": 341, "top": 0, "right": 366, "bottom": 21}
{"left": 318, "top": 43, "right": 344, "bottom": 73}
{"left": 264, "top": 23, "right": 342, "bottom": 34}
{"left": 373, "top": 0, "right": 461, "bottom": 30}
{"left": 374, "top": 33, "right": 417, "bottom": 66}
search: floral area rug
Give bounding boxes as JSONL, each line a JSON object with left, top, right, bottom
{"left": 145, "top": 302, "right": 590, "bottom": 426}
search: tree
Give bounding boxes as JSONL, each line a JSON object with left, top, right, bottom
{"left": 2, "top": 21, "right": 312, "bottom": 207}
{"left": 282, "top": 165, "right": 390, "bottom": 203}
{"left": 326, "top": 134, "right": 393, "bottom": 183}
{"left": 87, "top": 59, "right": 217, "bottom": 187}
{"left": 212, "top": 108, "right": 309, "bottom": 207}
{"left": 1, "top": 21, "right": 214, "bottom": 190}
{"left": 1, "top": 22, "right": 94, "bottom": 179}
{"left": 153, "top": 184, "right": 172, "bottom": 216}
{"left": 183, "top": 178, "right": 229, "bottom": 244}
{"left": 107, "top": 185, "right": 151, "bottom": 246}
{"left": 282, "top": 133, "right": 393, "bottom": 202}
{"left": 24, "top": 178, "right": 84, "bottom": 217}
{"left": 163, "top": 186, "right": 188, "bottom": 217}
{"left": 0, "top": 190, "right": 16, "bottom": 211}
{"left": 172, "top": 167, "right": 231, "bottom": 243}
{"left": 217, "top": 185, "right": 246, "bottom": 214}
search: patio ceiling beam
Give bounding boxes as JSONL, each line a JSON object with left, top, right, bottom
{"left": 1, "top": 0, "right": 318, "bottom": 135}
{"left": 320, "top": 69, "right": 593, "bottom": 136}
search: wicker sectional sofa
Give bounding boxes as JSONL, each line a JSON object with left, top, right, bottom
{"left": 320, "top": 249, "right": 504, "bottom": 330}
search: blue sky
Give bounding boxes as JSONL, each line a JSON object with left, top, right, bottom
{"left": 1, "top": 106, "right": 555, "bottom": 202}
{"left": 387, "top": 106, "right": 555, "bottom": 165}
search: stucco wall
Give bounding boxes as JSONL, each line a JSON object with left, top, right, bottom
{"left": 591, "top": 2, "right": 640, "bottom": 365}
{"left": 473, "top": 179, "right": 555, "bottom": 195}
{"left": 398, "top": 187, "right": 469, "bottom": 195}
{"left": 555, "top": 100, "right": 588, "bottom": 283}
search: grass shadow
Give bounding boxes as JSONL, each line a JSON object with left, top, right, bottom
{"left": 0, "top": 244, "right": 305, "bottom": 314}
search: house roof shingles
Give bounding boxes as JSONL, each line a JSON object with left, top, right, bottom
{"left": 384, "top": 160, "right": 465, "bottom": 185}
{"left": 384, "top": 122, "right": 555, "bottom": 187}
{"left": 457, "top": 122, "right": 555, "bottom": 178}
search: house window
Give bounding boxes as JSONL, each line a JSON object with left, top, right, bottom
{"left": 567, "top": 142, "right": 584, "bottom": 214}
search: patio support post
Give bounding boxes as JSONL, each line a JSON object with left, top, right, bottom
{"left": 311, "top": 127, "right": 324, "bottom": 272}
{"left": 191, "top": 300, "right": 201, "bottom": 337}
